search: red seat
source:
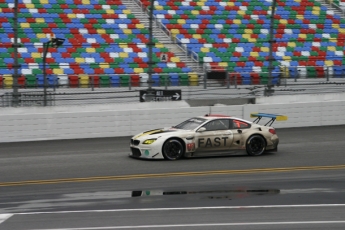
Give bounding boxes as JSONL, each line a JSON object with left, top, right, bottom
{"left": 89, "top": 76, "right": 99, "bottom": 87}
{"left": 68, "top": 76, "right": 79, "bottom": 88}
{"left": 0, "top": 76, "right": 3, "bottom": 88}
{"left": 131, "top": 75, "right": 140, "bottom": 87}
{"left": 18, "top": 76, "right": 26, "bottom": 88}
{"left": 229, "top": 73, "right": 242, "bottom": 85}
{"left": 315, "top": 67, "right": 325, "bottom": 78}
{"left": 250, "top": 72, "right": 260, "bottom": 85}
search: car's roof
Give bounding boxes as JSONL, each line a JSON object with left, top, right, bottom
{"left": 196, "top": 114, "right": 253, "bottom": 124}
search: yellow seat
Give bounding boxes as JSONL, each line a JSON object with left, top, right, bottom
{"left": 119, "top": 44, "right": 128, "bottom": 48}
{"left": 36, "top": 18, "right": 45, "bottom": 23}
{"left": 53, "top": 69, "right": 63, "bottom": 75}
{"left": 196, "top": 2, "right": 205, "bottom": 6}
{"left": 86, "top": 48, "right": 96, "bottom": 53}
{"left": 177, "top": 19, "right": 186, "bottom": 24}
{"left": 40, "top": 0, "right": 49, "bottom": 4}
{"left": 155, "top": 5, "right": 163, "bottom": 10}
{"left": 296, "top": 15, "right": 304, "bottom": 20}
{"left": 287, "top": 42, "right": 296, "bottom": 47}
{"left": 156, "top": 43, "right": 164, "bottom": 48}
{"left": 327, "top": 46, "right": 336, "bottom": 51}
{"left": 75, "top": 57, "right": 85, "bottom": 63}
{"left": 200, "top": 47, "right": 210, "bottom": 52}
{"left": 32, "top": 52, "right": 41, "bottom": 58}
{"left": 25, "top": 3, "right": 35, "bottom": 9}
{"left": 244, "top": 29, "right": 253, "bottom": 34}
{"left": 279, "top": 19, "right": 288, "bottom": 24}
{"left": 227, "top": 2, "right": 235, "bottom": 6}
{"left": 136, "top": 24, "right": 145, "bottom": 29}
{"left": 233, "top": 19, "right": 241, "bottom": 24}
{"left": 123, "top": 9, "right": 131, "bottom": 14}
{"left": 171, "top": 29, "right": 180, "bottom": 34}
{"left": 67, "top": 14, "right": 76, "bottom": 19}
{"left": 282, "top": 56, "right": 291, "bottom": 61}
{"left": 332, "top": 24, "right": 340, "bottom": 29}
{"left": 3, "top": 76, "right": 13, "bottom": 89}
{"left": 192, "top": 34, "right": 202, "bottom": 39}
{"left": 312, "top": 10, "right": 320, "bottom": 16}
{"left": 82, "top": 0, "right": 90, "bottom": 4}
{"left": 38, "top": 33, "right": 50, "bottom": 39}
{"left": 250, "top": 52, "right": 259, "bottom": 57}
{"left": 79, "top": 75, "right": 89, "bottom": 88}
{"left": 106, "top": 9, "right": 114, "bottom": 14}
{"left": 280, "top": 66, "right": 290, "bottom": 78}
{"left": 299, "top": 34, "right": 307, "bottom": 39}
{"left": 188, "top": 73, "right": 199, "bottom": 86}
{"left": 123, "top": 29, "right": 132, "bottom": 34}
{"left": 100, "top": 63, "right": 109, "bottom": 68}
{"left": 261, "top": 47, "right": 269, "bottom": 52}
{"left": 134, "top": 68, "right": 144, "bottom": 73}
{"left": 20, "top": 23, "right": 30, "bottom": 28}
{"left": 191, "top": 10, "right": 199, "bottom": 15}
{"left": 325, "top": 60, "right": 333, "bottom": 66}
{"left": 97, "top": 29, "right": 106, "bottom": 34}
{"left": 170, "top": 57, "right": 180, "bottom": 62}
{"left": 237, "top": 10, "right": 245, "bottom": 15}
{"left": 119, "top": 52, "right": 129, "bottom": 58}
{"left": 219, "top": 62, "right": 228, "bottom": 67}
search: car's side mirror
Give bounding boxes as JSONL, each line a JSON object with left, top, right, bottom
{"left": 198, "top": 127, "right": 206, "bottom": 132}
{"left": 237, "top": 129, "right": 242, "bottom": 134}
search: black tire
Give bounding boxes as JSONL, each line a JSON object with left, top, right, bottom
{"left": 246, "top": 135, "right": 266, "bottom": 156}
{"left": 162, "top": 139, "right": 184, "bottom": 160}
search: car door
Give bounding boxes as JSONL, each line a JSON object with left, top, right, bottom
{"left": 194, "top": 119, "right": 234, "bottom": 153}
{"left": 229, "top": 119, "right": 252, "bottom": 149}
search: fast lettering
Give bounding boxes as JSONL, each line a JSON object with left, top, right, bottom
{"left": 198, "top": 137, "right": 228, "bottom": 147}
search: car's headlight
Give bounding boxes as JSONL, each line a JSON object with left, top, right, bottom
{"left": 143, "top": 139, "right": 157, "bottom": 144}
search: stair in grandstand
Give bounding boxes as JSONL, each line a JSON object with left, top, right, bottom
{"left": 317, "top": 0, "right": 345, "bottom": 15}
{"left": 121, "top": 0, "right": 204, "bottom": 74}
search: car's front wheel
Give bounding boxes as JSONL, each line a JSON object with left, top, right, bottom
{"left": 162, "top": 139, "right": 184, "bottom": 160}
{"left": 246, "top": 135, "right": 266, "bottom": 156}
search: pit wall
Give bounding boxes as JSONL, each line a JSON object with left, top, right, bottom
{"left": 1, "top": 95, "right": 345, "bottom": 143}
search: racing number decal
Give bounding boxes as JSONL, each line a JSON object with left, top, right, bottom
{"left": 186, "top": 143, "right": 195, "bottom": 151}
{"left": 198, "top": 137, "right": 228, "bottom": 147}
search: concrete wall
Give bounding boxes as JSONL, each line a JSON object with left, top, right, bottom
{"left": 1, "top": 96, "right": 345, "bottom": 143}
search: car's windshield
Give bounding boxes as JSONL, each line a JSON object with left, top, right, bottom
{"left": 173, "top": 118, "right": 207, "bottom": 130}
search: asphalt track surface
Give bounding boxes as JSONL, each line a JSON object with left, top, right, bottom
{"left": 0, "top": 125, "right": 345, "bottom": 230}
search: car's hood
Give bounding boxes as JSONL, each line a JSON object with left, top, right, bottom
{"left": 133, "top": 127, "right": 191, "bottom": 140}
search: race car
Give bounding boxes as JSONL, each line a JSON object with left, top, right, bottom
{"left": 129, "top": 113, "right": 287, "bottom": 160}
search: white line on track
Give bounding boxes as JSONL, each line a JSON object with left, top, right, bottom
{"left": 0, "top": 214, "right": 13, "bottom": 224}
{"left": 30, "top": 221, "right": 345, "bottom": 230}
{"left": 9, "top": 203, "right": 345, "bottom": 215}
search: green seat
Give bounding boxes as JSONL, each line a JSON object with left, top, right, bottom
{"left": 179, "top": 75, "right": 189, "bottom": 86}
{"left": 120, "top": 75, "right": 130, "bottom": 87}
{"left": 25, "top": 75, "right": 37, "bottom": 88}
{"left": 100, "top": 75, "right": 110, "bottom": 87}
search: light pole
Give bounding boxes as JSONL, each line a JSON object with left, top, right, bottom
{"left": 12, "top": 0, "right": 20, "bottom": 106}
{"left": 145, "top": 0, "right": 155, "bottom": 102}
{"left": 266, "top": 0, "right": 277, "bottom": 96}
{"left": 42, "top": 37, "right": 65, "bottom": 106}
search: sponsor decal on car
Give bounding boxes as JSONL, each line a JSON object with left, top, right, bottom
{"left": 198, "top": 137, "right": 229, "bottom": 147}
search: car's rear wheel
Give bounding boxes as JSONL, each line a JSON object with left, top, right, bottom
{"left": 162, "top": 139, "right": 184, "bottom": 160}
{"left": 246, "top": 135, "right": 266, "bottom": 156}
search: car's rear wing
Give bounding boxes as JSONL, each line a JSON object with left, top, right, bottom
{"left": 250, "top": 113, "right": 288, "bottom": 126}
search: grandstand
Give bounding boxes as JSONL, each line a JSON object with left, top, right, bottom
{"left": 0, "top": 0, "right": 345, "bottom": 90}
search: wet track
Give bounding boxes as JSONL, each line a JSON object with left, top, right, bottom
{"left": 0, "top": 125, "right": 345, "bottom": 230}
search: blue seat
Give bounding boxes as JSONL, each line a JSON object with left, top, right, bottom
{"left": 169, "top": 74, "right": 179, "bottom": 86}
{"left": 110, "top": 76, "right": 120, "bottom": 87}
{"left": 152, "top": 74, "right": 160, "bottom": 86}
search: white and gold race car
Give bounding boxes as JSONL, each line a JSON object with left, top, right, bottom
{"left": 129, "top": 113, "right": 287, "bottom": 160}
